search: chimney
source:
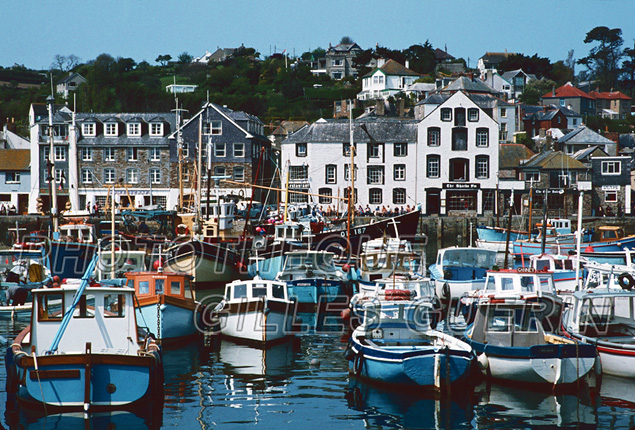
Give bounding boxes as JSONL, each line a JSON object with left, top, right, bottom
{"left": 405, "top": 60, "right": 410, "bottom": 69}
{"left": 552, "top": 86, "right": 556, "bottom": 97}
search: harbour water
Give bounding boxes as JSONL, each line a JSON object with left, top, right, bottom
{"left": 3, "top": 312, "right": 635, "bottom": 429}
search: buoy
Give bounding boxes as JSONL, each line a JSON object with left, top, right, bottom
{"left": 340, "top": 308, "right": 351, "bottom": 321}
{"left": 153, "top": 259, "right": 164, "bottom": 270}
{"left": 310, "top": 358, "right": 321, "bottom": 367}
{"left": 342, "top": 264, "right": 350, "bottom": 273}
{"left": 585, "top": 245, "right": 595, "bottom": 252}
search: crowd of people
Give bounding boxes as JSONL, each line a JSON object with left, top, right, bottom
{"left": 320, "top": 204, "right": 414, "bottom": 218}
{"left": 0, "top": 204, "right": 17, "bottom": 215}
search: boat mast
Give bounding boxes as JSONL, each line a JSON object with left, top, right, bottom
{"left": 347, "top": 101, "right": 354, "bottom": 254}
{"left": 196, "top": 115, "right": 203, "bottom": 235}
{"left": 575, "top": 191, "right": 583, "bottom": 290}
{"left": 503, "top": 188, "right": 514, "bottom": 269}
{"left": 527, "top": 178, "right": 533, "bottom": 240}
{"left": 47, "top": 94, "right": 59, "bottom": 235}
{"left": 172, "top": 98, "right": 186, "bottom": 210}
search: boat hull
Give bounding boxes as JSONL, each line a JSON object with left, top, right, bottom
{"left": 514, "top": 235, "right": 635, "bottom": 257}
{"left": 218, "top": 298, "right": 296, "bottom": 345}
{"left": 136, "top": 296, "right": 200, "bottom": 343}
{"left": 10, "top": 352, "right": 160, "bottom": 410}
{"left": 164, "top": 240, "right": 244, "bottom": 286}
{"left": 287, "top": 278, "right": 352, "bottom": 309}
{"left": 467, "top": 341, "right": 597, "bottom": 385}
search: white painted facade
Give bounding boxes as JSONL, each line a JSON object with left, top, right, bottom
{"left": 417, "top": 91, "right": 499, "bottom": 215}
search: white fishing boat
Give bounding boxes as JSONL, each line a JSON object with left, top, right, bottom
{"left": 213, "top": 278, "right": 297, "bottom": 345}
{"left": 429, "top": 247, "right": 497, "bottom": 301}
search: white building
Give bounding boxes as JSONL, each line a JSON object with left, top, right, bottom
{"left": 281, "top": 117, "right": 419, "bottom": 210}
{"left": 357, "top": 59, "right": 420, "bottom": 101}
{"left": 417, "top": 91, "right": 499, "bottom": 215}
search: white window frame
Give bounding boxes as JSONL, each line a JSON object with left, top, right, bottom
{"left": 468, "top": 108, "right": 479, "bottom": 122}
{"left": 234, "top": 142, "right": 245, "bottom": 157}
{"left": 5, "top": 172, "right": 20, "bottom": 184}
{"left": 150, "top": 147, "right": 161, "bottom": 161}
{"left": 428, "top": 128, "right": 440, "bottom": 146}
{"left": 104, "top": 168, "right": 115, "bottom": 184}
{"left": 344, "top": 164, "right": 357, "bottom": 181}
{"left": 54, "top": 169, "right": 64, "bottom": 184}
{"left": 441, "top": 108, "right": 452, "bottom": 122}
{"left": 211, "top": 120, "right": 222, "bottom": 135}
{"left": 500, "top": 108, "right": 507, "bottom": 118}
{"left": 150, "top": 168, "right": 161, "bottom": 184}
{"left": 427, "top": 156, "right": 440, "bottom": 178}
{"left": 394, "top": 143, "right": 407, "bottom": 157}
{"left": 367, "top": 166, "right": 384, "bottom": 185}
{"left": 126, "top": 168, "right": 138, "bottom": 184}
{"left": 54, "top": 146, "right": 66, "bottom": 161}
{"left": 393, "top": 188, "right": 406, "bottom": 205}
{"left": 394, "top": 165, "right": 406, "bottom": 181}
{"left": 150, "top": 123, "right": 163, "bottom": 137}
{"left": 127, "top": 123, "right": 141, "bottom": 137}
{"left": 369, "top": 188, "right": 383, "bottom": 205}
{"left": 81, "top": 168, "right": 92, "bottom": 184}
{"left": 325, "top": 165, "right": 337, "bottom": 184}
{"left": 83, "top": 123, "right": 95, "bottom": 136}
{"left": 104, "top": 147, "right": 115, "bottom": 161}
{"left": 476, "top": 156, "right": 489, "bottom": 179}
{"left": 605, "top": 190, "right": 618, "bottom": 202}
{"left": 476, "top": 129, "right": 489, "bottom": 147}
{"left": 81, "top": 147, "right": 92, "bottom": 161}
{"left": 601, "top": 160, "right": 621, "bottom": 175}
{"left": 215, "top": 142, "right": 226, "bottom": 157}
{"left": 233, "top": 166, "right": 245, "bottom": 182}
{"left": 127, "top": 147, "right": 138, "bottom": 161}
{"left": 214, "top": 166, "right": 226, "bottom": 177}
{"left": 105, "top": 123, "right": 118, "bottom": 137}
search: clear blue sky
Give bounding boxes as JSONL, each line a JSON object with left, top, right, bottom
{"left": 3, "top": 0, "right": 634, "bottom": 72}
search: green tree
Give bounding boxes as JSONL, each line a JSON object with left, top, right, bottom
{"left": 498, "top": 53, "right": 552, "bottom": 78}
{"left": 340, "top": 36, "right": 354, "bottom": 45}
{"left": 155, "top": 54, "right": 172, "bottom": 66}
{"left": 519, "top": 78, "right": 557, "bottom": 105}
{"left": 403, "top": 41, "right": 437, "bottom": 75}
{"left": 577, "top": 26, "right": 624, "bottom": 90}
{"left": 177, "top": 52, "right": 193, "bottom": 63}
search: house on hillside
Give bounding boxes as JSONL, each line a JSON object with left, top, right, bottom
{"left": 0, "top": 149, "right": 30, "bottom": 214}
{"left": 325, "top": 42, "right": 363, "bottom": 80}
{"left": 55, "top": 72, "right": 87, "bottom": 100}
{"left": 558, "top": 125, "right": 617, "bottom": 156}
{"left": 541, "top": 83, "right": 596, "bottom": 117}
{"left": 357, "top": 59, "right": 421, "bottom": 101}
{"left": 590, "top": 155, "right": 631, "bottom": 215}
{"left": 589, "top": 90, "right": 632, "bottom": 119}
{"left": 500, "top": 69, "right": 536, "bottom": 100}
{"left": 523, "top": 108, "right": 568, "bottom": 139}
{"left": 477, "top": 52, "right": 517, "bottom": 76}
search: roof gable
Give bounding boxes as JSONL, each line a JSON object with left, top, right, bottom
{"left": 542, "top": 83, "right": 594, "bottom": 100}
{"left": 0, "top": 149, "right": 29, "bottom": 171}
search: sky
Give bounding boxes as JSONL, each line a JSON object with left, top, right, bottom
{"left": 2, "top": 0, "right": 634, "bottom": 72}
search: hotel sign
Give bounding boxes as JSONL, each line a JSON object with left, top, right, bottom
{"left": 443, "top": 183, "right": 480, "bottom": 190}
{"left": 534, "top": 189, "right": 564, "bottom": 195}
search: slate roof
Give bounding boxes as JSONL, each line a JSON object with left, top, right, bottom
{"left": 74, "top": 112, "right": 176, "bottom": 146}
{"left": 559, "top": 125, "right": 614, "bottom": 146}
{"left": 328, "top": 43, "right": 362, "bottom": 53}
{"left": 283, "top": 117, "right": 418, "bottom": 144}
{"left": 619, "top": 133, "right": 635, "bottom": 148}
{"left": 417, "top": 92, "right": 511, "bottom": 110}
{"left": 32, "top": 104, "right": 73, "bottom": 123}
{"left": 479, "top": 52, "right": 515, "bottom": 67}
{"left": 363, "top": 59, "right": 420, "bottom": 78}
{"left": 520, "top": 150, "right": 587, "bottom": 170}
{"left": 499, "top": 144, "right": 534, "bottom": 170}
{"left": 56, "top": 72, "right": 86, "bottom": 85}
{"left": 434, "top": 48, "right": 455, "bottom": 61}
{"left": 436, "top": 76, "right": 498, "bottom": 94}
{"left": 542, "top": 83, "right": 594, "bottom": 99}
{"left": 271, "top": 121, "right": 309, "bottom": 137}
{"left": 572, "top": 146, "right": 607, "bottom": 162}
{"left": 0, "top": 149, "right": 29, "bottom": 170}
{"left": 500, "top": 69, "right": 537, "bottom": 82}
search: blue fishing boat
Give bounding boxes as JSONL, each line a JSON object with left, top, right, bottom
{"left": 346, "top": 300, "right": 473, "bottom": 389}
{"left": 465, "top": 299, "right": 599, "bottom": 387}
{"left": 429, "top": 247, "right": 497, "bottom": 301}
{"left": 5, "top": 255, "right": 163, "bottom": 411}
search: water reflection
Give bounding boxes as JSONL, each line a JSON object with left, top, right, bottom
{"left": 473, "top": 381, "right": 596, "bottom": 428}
{"left": 345, "top": 378, "right": 474, "bottom": 429}
{"left": 599, "top": 375, "right": 635, "bottom": 429}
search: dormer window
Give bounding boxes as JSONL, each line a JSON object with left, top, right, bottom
{"left": 105, "top": 123, "right": 118, "bottom": 137}
{"left": 150, "top": 123, "right": 163, "bottom": 137}
{"left": 128, "top": 123, "right": 141, "bottom": 137}
{"left": 83, "top": 123, "right": 96, "bottom": 136}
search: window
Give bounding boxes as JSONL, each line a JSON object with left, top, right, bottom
{"left": 468, "top": 108, "right": 479, "bottom": 122}
{"left": 319, "top": 188, "right": 332, "bottom": 204}
{"left": 127, "top": 147, "right": 138, "bottom": 161}
{"left": 105, "top": 123, "right": 118, "bottom": 136}
{"left": 343, "top": 143, "right": 356, "bottom": 156}
{"left": 104, "top": 168, "right": 115, "bottom": 184}
{"left": 126, "top": 168, "right": 138, "bottom": 184}
{"left": 5, "top": 172, "right": 20, "bottom": 184}
{"left": 393, "top": 188, "right": 406, "bottom": 205}
{"left": 104, "top": 147, "right": 115, "bottom": 161}
{"left": 394, "top": 143, "right": 407, "bottom": 157}
{"left": 214, "top": 142, "right": 226, "bottom": 157}
{"left": 150, "top": 123, "right": 163, "bottom": 136}
{"left": 427, "top": 155, "right": 440, "bottom": 178}
{"left": 560, "top": 99, "right": 566, "bottom": 107}
{"left": 55, "top": 146, "right": 66, "bottom": 161}
{"left": 182, "top": 143, "right": 189, "bottom": 158}
{"left": 500, "top": 108, "right": 507, "bottom": 118}
{"left": 499, "top": 123, "right": 508, "bottom": 142}
{"left": 344, "top": 187, "right": 357, "bottom": 204}
{"left": 37, "top": 293, "right": 64, "bottom": 321}
{"left": 601, "top": 160, "right": 621, "bottom": 175}
{"left": 150, "top": 147, "right": 160, "bottom": 161}
{"left": 155, "top": 279, "right": 164, "bottom": 294}
{"left": 476, "top": 128, "right": 489, "bottom": 147}
{"left": 104, "top": 294, "right": 125, "bottom": 318}
{"left": 606, "top": 190, "right": 618, "bottom": 202}
{"left": 525, "top": 172, "right": 540, "bottom": 182}
{"left": 214, "top": 166, "right": 226, "bottom": 177}
{"left": 441, "top": 108, "right": 452, "bottom": 121}
{"left": 81, "top": 168, "right": 92, "bottom": 184}
{"left": 289, "top": 165, "right": 308, "bottom": 180}
{"left": 325, "top": 165, "right": 337, "bottom": 184}
{"left": 454, "top": 108, "right": 466, "bottom": 127}
{"left": 367, "top": 166, "right": 384, "bottom": 185}
{"left": 428, "top": 127, "right": 440, "bottom": 146}
{"left": 128, "top": 123, "right": 141, "bottom": 136}
{"left": 333, "top": 59, "right": 343, "bottom": 66}
{"left": 150, "top": 168, "right": 160, "bottom": 184}
{"left": 54, "top": 169, "right": 64, "bottom": 184}
{"left": 573, "top": 118, "right": 578, "bottom": 126}
{"left": 209, "top": 120, "right": 223, "bottom": 135}
{"left": 83, "top": 123, "right": 95, "bottom": 136}
{"left": 452, "top": 128, "right": 467, "bottom": 151}
{"left": 447, "top": 191, "right": 477, "bottom": 210}
{"left": 43, "top": 147, "right": 49, "bottom": 161}
{"left": 369, "top": 188, "right": 382, "bottom": 205}
{"left": 233, "top": 166, "right": 244, "bottom": 182}
{"left": 449, "top": 158, "right": 469, "bottom": 181}
{"left": 296, "top": 142, "right": 307, "bottom": 157}
{"left": 368, "top": 143, "right": 380, "bottom": 158}
{"left": 234, "top": 142, "right": 245, "bottom": 157}
{"left": 81, "top": 147, "right": 92, "bottom": 161}
{"left": 476, "top": 155, "right": 489, "bottom": 179}
{"left": 394, "top": 164, "right": 405, "bottom": 181}
{"left": 332, "top": 72, "right": 343, "bottom": 80}
{"left": 428, "top": 127, "right": 441, "bottom": 146}
{"left": 344, "top": 164, "right": 357, "bottom": 181}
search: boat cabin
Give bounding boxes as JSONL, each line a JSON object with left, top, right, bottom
{"left": 360, "top": 301, "right": 435, "bottom": 334}
{"left": 200, "top": 200, "right": 236, "bottom": 231}
{"left": 224, "top": 279, "right": 289, "bottom": 302}
{"left": 598, "top": 226, "right": 626, "bottom": 242}
{"left": 96, "top": 250, "right": 147, "bottom": 281}
{"left": 277, "top": 250, "right": 341, "bottom": 281}
{"left": 29, "top": 285, "right": 140, "bottom": 355}
{"left": 436, "top": 247, "right": 497, "bottom": 281}
{"left": 530, "top": 253, "right": 581, "bottom": 272}
{"left": 568, "top": 288, "right": 635, "bottom": 339}
{"left": 360, "top": 251, "right": 420, "bottom": 281}
{"left": 274, "top": 223, "right": 304, "bottom": 242}
{"left": 482, "top": 269, "right": 557, "bottom": 297}
{"left": 125, "top": 271, "right": 194, "bottom": 302}
{"left": 469, "top": 301, "right": 549, "bottom": 347}
{"left": 536, "top": 218, "right": 572, "bottom": 235}
{"left": 58, "top": 222, "right": 96, "bottom": 243}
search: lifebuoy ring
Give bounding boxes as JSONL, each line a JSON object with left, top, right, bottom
{"left": 175, "top": 224, "right": 190, "bottom": 236}
{"left": 618, "top": 272, "right": 635, "bottom": 290}
{"left": 353, "top": 353, "right": 364, "bottom": 375}
{"left": 442, "top": 282, "right": 451, "bottom": 299}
